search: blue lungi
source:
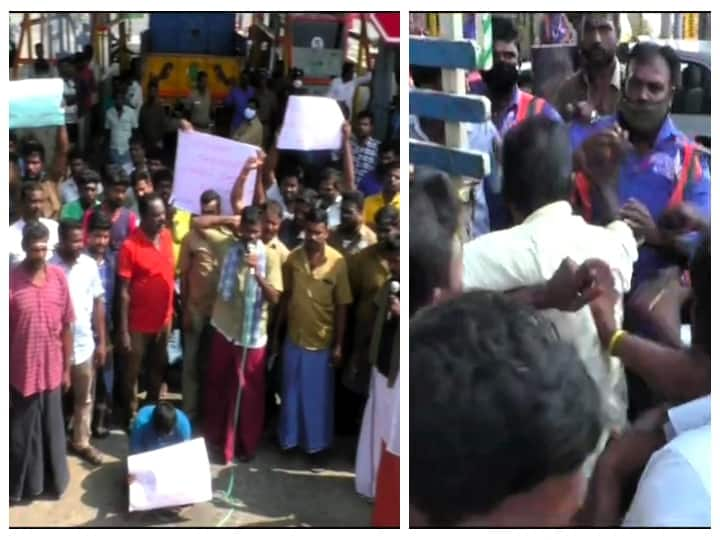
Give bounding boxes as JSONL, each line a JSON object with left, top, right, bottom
{"left": 277, "top": 339, "right": 334, "bottom": 453}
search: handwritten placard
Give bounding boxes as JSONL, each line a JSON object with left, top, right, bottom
{"left": 277, "top": 95, "right": 345, "bottom": 151}
{"left": 128, "top": 438, "right": 212, "bottom": 512}
{"left": 172, "top": 130, "right": 259, "bottom": 215}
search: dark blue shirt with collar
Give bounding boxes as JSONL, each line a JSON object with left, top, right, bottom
{"left": 569, "top": 114, "right": 711, "bottom": 289}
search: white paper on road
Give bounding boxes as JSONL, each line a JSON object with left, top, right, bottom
{"left": 172, "top": 130, "right": 259, "bottom": 215}
{"left": 277, "top": 95, "right": 345, "bottom": 151}
{"left": 9, "top": 78, "right": 66, "bottom": 129}
{"left": 128, "top": 437, "right": 212, "bottom": 512}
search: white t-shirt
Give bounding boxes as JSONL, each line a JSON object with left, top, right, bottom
{"left": 127, "top": 80, "right": 144, "bottom": 110}
{"left": 462, "top": 201, "right": 639, "bottom": 432}
{"left": 9, "top": 218, "right": 59, "bottom": 267}
{"left": 327, "top": 72, "right": 372, "bottom": 114}
{"left": 63, "top": 79, "right": 78, "bottom": 125}
{"left": 326, "top": 196, "right": 342, "bottom": 228}
{"left": 267, "top": 183, "right": 293, "bottom": 220}
{"left": 105, "top": 105, "right": 139, "bottom": 154}
{"left": 623, "top": 396, "right": 711, "bottom": 527}
{"left": 50, "top": 253, "right": 105, "bottom": 365}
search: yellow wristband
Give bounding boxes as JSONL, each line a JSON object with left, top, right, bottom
{"left": 608, "top": 329, "right": 627, "bottom": 356}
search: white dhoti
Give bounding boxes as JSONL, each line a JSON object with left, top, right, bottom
{"left": 355, "top": 366, "right": 393, "bottom": 498}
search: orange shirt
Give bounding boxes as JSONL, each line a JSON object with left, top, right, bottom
{"left": 118, "top": 228, "right": 175, "bottom": 333}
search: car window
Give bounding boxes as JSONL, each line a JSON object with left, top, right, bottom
{"left": 672, "top": 61, "right": 710, "bottom": 115}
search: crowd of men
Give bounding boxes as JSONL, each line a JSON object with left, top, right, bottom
{"left": 410, "top": 13, "right": 710, "bottom": 527}
{"left": 10, "top": 45, "right": 400, "bottom": 527}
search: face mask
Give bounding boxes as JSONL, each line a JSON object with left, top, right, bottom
{"left": 618, "top": 94, "right": 670, "bottom": 135}
{"left": 482, "top": 62, "right": 519, "bottom": 94}
{"left": 292, "top": 79, "right": 303, "bottom": 89}
{"left": 244, "top": 108, "right": 256, "bottom": 120}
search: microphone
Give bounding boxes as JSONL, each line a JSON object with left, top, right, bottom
{"left": 387, "top": 280, "right": 400, "bottom": 320}
{"left": 245, "top": 241, "right": 256, "bottom": 276}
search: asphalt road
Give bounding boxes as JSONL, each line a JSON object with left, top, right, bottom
{"left": 9, "top": 429, "right": 372, "bottom": 527}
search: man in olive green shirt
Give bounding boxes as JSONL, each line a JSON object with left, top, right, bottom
{"left": 277, "top": 206, "right": 353, "bottom": 461}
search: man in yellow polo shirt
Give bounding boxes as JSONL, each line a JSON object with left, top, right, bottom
{"left": 277, "top": 205, "right": 353, "bottom": 465}
{"left": 152, "top": 168, "right": 192, "bottom": 271}
{"left": 363, "top": 160, "right": 400, "bottom": 229}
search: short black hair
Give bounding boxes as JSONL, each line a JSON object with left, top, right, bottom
{"left": 197, "top": 70, "right": 208, "bottom": 79}
{"left": 380, "top": 139, "right": 400, "bottom": 156}
{"left": 409, "top": 169, "right": 460, "bottom": 316}
{"left": 690, "top": 234, "right": 710, "bottom": 355}
{"left": 138, "top": 192, "right": 164, "bottom": 218}
{"left": 318, "top": 167, "right": 341, "bottom": 187}
{"left": 22, "top": 220, "right": 49, "bottom": 248}
{"left": 296, "top": 187, "right": 318, "bottom": 206}
{"left": 129, "top": 135, "right": 144, "bottom": 147}
{"left": 502, "top": 116, "right": 573, "bottom": 216}
{"left": 342, "top": 190, "right": 365, "bottom": 210}
{"left": 279, "top": 163, "right": 305, "bottom": 183}
{"left": 628, "top": 41, "right": 681, "bottom": 89}
{"left": 87, "top": 209, "right": 112, "bottom": 232}
{"left": 248, "top": 97, "right": 260, "bottom": 108}
{"left": 59, "top": 219, "right": 83, "bottom": 242}
{"left": 410, "top": 291, "right": 602, "bottom": 526}
{"left": 375, "top": 204, "right": 400, "bottom": 227}
{"left": 491, "top": 16, "right": 520, "bottom": 51}
{"left": 21, "top": 181, "right": 45, "bottom": 202}
{"left": 21, "top": 139, "right": 45, "bottom": 161}
{"left": 104, "top": 165, "right": 131, "bottom": 188}
{"left": 152, "top": 401, "right": 177, "bottom": 437}
{"left": 152, "top": 167, "right": 174, "bottom": 187}
{"left": 68, "top": 148, "right": 84, "bottom": 162}
{"left": 131, "top": 169, "right": 151, "bottom": 186}
{"left": 356, "top": 109, "right": 374, "bottom": 122}
{"left": 78, "top": 169, "right": 101, "bottom": 187}
{"left": 145, "top": 145, "right": 164, "bottom": 162}
{"left": 379, "top": 232, "right": 400, "bottom": 254}
{"left": 262, "top": 200, "right": 284, "bottom": 219}
{"left": 305, "top": 205, "right": 328, "bottom": 226}
{"left": 241, "top": 205, "right": 263, "bottom": 226}
{"left": 200, "top": 189, "right": 221, "bottom": 207}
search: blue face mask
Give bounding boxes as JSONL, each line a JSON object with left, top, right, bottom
{"left": 244, "top": 107, "right": 257, "bottom": 120}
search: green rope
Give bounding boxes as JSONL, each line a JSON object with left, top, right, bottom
{"left": 212, "top": 253, "right": 259, "bottom": 526}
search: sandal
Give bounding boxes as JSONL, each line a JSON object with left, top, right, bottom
{"left": 72, "top": 445, "right": 104, "bottom": 466}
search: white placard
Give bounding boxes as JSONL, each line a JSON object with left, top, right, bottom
{"left": 9, "top": 78, "right": 65, "bottom": 129}
{"left": 128, "top": 438, "right": 212, "bottom": 512}
{"left": 172, "top": 130, "right": 259, "bottom": 215}
{"left": 277, "top": 95, "right": 345, "bottom": 151}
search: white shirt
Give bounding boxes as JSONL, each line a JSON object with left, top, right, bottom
{"left": 63, "top": 79, "right": 78, "bottom": 124}
{"left": 462, "top": 201, "right": 638, "bottom": 431}
{"left": 50, "top": 253, "right": 105, "bottom": 365}
{"left": 105, "top": 105, "right": 138, "bottom": 154}
{"left": 127, "top": 80, "right": 144, "bottom": 110}
{"left": 623, "top": 396, "right": 710, "bottom": 527}
{"left": 267, "top": 184, "right": 293, "bottom": 220}
{"left": 326, "top": 195, "right": 342, "bottom": 228}
{"left": 9, "top": 218, "right": 59, "bottom": 267}
{"left": 327, "top": 72, "right": 372, "bottom": 114}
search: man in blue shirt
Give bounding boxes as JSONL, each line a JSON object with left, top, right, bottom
{"left": 466, "top": 16, "right": 563, "bottom": 235}
{"left": 357, "top": 140, "right": 400, "bottom": 197}
{"left": 129, "top": 401, "right": 192, "bottom": 455}
{"left": 570, "top": 42, "right": 710, "bottom": 292}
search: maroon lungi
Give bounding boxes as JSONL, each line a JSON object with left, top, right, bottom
{"left": 203, "top": 329, "right": 266, "bottom": 463}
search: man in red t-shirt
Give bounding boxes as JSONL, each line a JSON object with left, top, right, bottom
{"left": 118, "top": 192, "right": 175, "bottom": 427}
